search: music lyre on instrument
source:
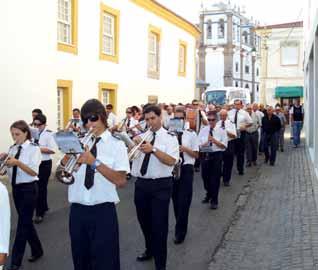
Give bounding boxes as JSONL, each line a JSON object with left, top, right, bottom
{"left": 0, "top": 145, "right": 15, "bottom": 175}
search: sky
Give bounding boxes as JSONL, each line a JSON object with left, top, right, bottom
{"left": 156, "top": 0, "right": 304, "bottom": 26}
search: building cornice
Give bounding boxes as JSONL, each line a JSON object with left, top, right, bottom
{"left": 130, "top": 0, "right": 201, "bottom": 38}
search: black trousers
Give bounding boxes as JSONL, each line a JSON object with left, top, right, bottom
{"left": 11, "top": 182, "right": 43, "bottom": 266}
{"left": 172, "top": 165, "right": 194, "bottom": 241}
{"left": 264, "top": 132, "right": 279, "bottom": 164}
{"left": 69, "top": 202, "right": 120, "bottom": 270}
{"left": 246, "top": 131, "right": 259, "bottom": 163}
{"left": 36, "top": 160, "right": 52, "bottom": 217}
{"left": 201, "top": 152, "right": 223, "bottom": 204}
{"left": 134, "top": 177, "right": 172, "bottom": 270}
{"left": 222, "top": 140, "right": 235, "bottom": 184}
{"left": 234, "top": 131, "right": 246, "bottom": 173}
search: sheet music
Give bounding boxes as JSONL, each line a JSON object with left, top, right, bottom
{"left": 53, "top": 131, "right": 84, "bottom": 154}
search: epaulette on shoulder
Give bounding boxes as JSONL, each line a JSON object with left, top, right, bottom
{"left": 187, "top": 129, "right": 195, "bottom": 132}
{"left": 167, "top": 131, "right": 176, "bottom": 136}
{"left": 111, "top": 134, "right": 121, "bottom": 140}
{"left": 46, "top": 129, "right": 52, "bottom": 132}
{"left": 30, "top": 142, "right": 38, "bottom": 146}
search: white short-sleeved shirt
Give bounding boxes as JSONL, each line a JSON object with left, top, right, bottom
{"left": 38, "top": 128, "right": 57, "bottom": 161}
{"left": 246, "top": 112, "right": 261, "bottom": 133}
{"left": 131, "top": 127, "right": 179, "bottom": 179}
{"left": 228, "top": 109, "right": 253, "bottom": 130}
{"left": 216, "top": 119, "right": 237, "bottom": 141}
{"left": 107, "top": 112, "right": 118, "bottom": 128}
{"left": 180, "top": 130, "right": 199, "bottom": 165}
{"left": 68, "top": 130, "right": 130, "bottom": 205}
{"left": 198, "top": 125, "right": 228, "bottom": 152}
{"left": 0, "top": 182, "right": 10, "bottom": 254}
{"left": 6, "top": 140, "right": 41, "bottom": 184}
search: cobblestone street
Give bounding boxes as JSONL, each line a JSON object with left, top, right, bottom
{"left": 209, "top": 138, "right": 318, "bottom": 270}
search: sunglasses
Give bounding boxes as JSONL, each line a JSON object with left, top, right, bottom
{"left": 192, "top": 103, "right": 199, "bottom": 106}
{"left": 208, "top": 119, "right": 216, "bottom": 122}
{"left": 33, "top": 122, "right": 43, "bottom": 127}
{"left": 83, "top": 114, "right": 99, "bottom": 125}
{"left": 126, "top": 111, "right": 132, "bottom": 114}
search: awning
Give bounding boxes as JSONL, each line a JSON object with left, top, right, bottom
{"left": 275, "top": 86, "right": 303, "bottom": 98}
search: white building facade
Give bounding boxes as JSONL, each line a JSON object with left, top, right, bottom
{"left": 256, "top": 22, "right": 304, "bottom": 106}
{"left": 0, "top": 0, "right": 200, "bottom": 150}
{"left": 304, "top": 0, "right": 318, "bottom": 177}
{"left": 198, "top": 2, "right": 260, "bottom": 102}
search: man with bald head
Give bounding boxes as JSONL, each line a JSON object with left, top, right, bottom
{"left": 216, "top": 109, "right": 237, "bottom": 186}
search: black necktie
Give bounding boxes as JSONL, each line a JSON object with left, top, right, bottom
{"left": 221, "top": 120, "right": 225, "bottom": 129}
{"left": 84, "top": 137, "right": 101, "bottom": 190}
{"left": 234, "top": 110, "right": 238, "bottom": 127}
{"left": 177, "top": 132, "right": 184, "bottom": 164}
{"left": 209, "top": 128, "right": 213, "bottom": 147}
{"left": 127, "top": 119, "right": 131, "bottom": 128}
{"left": 12, "top": 145, "right": 22, "bottom": 186}
{"left": 140, "top": 132, "right": 156, "bottom": 176}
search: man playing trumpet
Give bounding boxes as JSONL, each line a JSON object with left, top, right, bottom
{"left": 131, "top": 105, "right": 179, "bottom": 270}
{"left": 59, "top": 99, "right": 129, "bottom": 270}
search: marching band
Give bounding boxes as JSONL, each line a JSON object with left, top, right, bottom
{"left": 0, "top": 98, "right": 282, "bottom": 270}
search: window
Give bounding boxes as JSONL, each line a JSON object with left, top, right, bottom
{"left": 98, "top": 82, "right": 118, "bottom": 112}
{"left": 235, "top": 81, "right": 239, "bottom": 87}
{"left": 256, "top": 68, "right": 259, "bottom": 76}
{"left": 218, "top": 19, "right": 225, "bottom": 38}
{"left": 235, "top": 62, "right": 239, "bottom": 72}
{"left": 207, "top": 20, "right": 212, "bottom": 39}
{"left": 57, "top": 0, "right": 78, "bottom": 54}
{"left": 280, "top": 41, "right": 299, "bottom": 66}
{"left": 148, "top": 25, "right": 161, "bottom": 79}
{"left": 245, "top": 84, "right": 249, "bottom": 89}
{"left": 57, "top": 80, "right": 73, "bottom": 128}
{"left": 237, "top": 26, "right": 240, "bottom": 42}
{"left": 178, "top": 41, "right": 187, "bottom": 77}
{"left": 245, "top": 65, "right": 250, "bottom": 74}
{"left": 256, "top": 85, "right": 259, "bottom": 92}
{"left": 57, "top": 88, "right": 64, "bottom": 130}
{"left": 243, "top": 31, "right": 248, "bottom": 44}
{"left": 100, "top": 4, "right": 120, "bottom": 63}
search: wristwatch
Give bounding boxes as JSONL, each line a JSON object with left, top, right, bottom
{"left": 91, "top": 159, "right": 102, "bottom": 170}
{"left": 151, "top": 147, "right": 158, "bottom": 154}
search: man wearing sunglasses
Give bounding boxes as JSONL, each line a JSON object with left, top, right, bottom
{"left": 63, "top": 99, "right": 130, "bottom": 270}
{"left": 198, "top": 111, "right": 228, "bottom": 209}
{"left": 32, "top": 114, "right": 57, "bottom": 224}
{"left": 131, "top": 105, "right": 179, "bottom": 270}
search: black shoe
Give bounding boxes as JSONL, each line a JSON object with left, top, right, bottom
{"left": 246, "top": 162, "right": 251, "bottom": 167}
{"left": 223, "top": 182, "right": 230, "bottom": 187}
{"left": 201, "top": 197, "right": 210, "bottom": 204}
{"left": 210, "top": 203, "right": 218, "bottom": 210}
{"left": 280, "top": 149, "right": 284, "bottom": 152}
{"left": 194, "top": 167, "right": 200, "bottom": 172}
{"left": 174, "top": 237, "right": 185, "bottom": 245}
{"left": 252, "top": 161, "right": 257, "bottom": 166}
{"left": 136, "top": 252, "right": 153, "bottom": 262}
{"left": 28, "top": 252, "right": 43, "bottom": 262}
{"left": 238, "top": 171, "right": 244, "bottom": 175}
{"left": 34, "top": 216, "right": 43, "bottom": 224}
{"left": 264, "top": 159, "right": 269, "bottom": 164}
{"left": 7, "top": 265, "right": 20, "bottom": 270}
{"left": 270, "top": 162, "right": 275, "bottom": 166}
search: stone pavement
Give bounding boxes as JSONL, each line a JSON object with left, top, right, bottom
{"left": 209, "top": 140, "right": 318, "bottom": 270}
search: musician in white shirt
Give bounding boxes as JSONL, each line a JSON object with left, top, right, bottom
{"left": 0, "top": 182, "right": 10, "bottom": 270}
{"left": 170, "top": 107, "right": 199, "bottom": 244}
{"left": 198, "top": 111, "right": 228, "bottom": 209}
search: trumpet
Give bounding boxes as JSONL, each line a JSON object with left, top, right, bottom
{"left": 0, "top": 145, "right": 15, "bottom": 175}
{"left": 55, "top": 128, "right": 96, "bottom": 185}
{"left": 128, "top": 128, "right": 153, "bottom": 161}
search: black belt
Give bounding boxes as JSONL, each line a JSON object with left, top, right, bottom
{"left": 137, "top": 177, "right": 172, "bottom": 181}
{"left": 13, "top": 181, "right": 37, "bottom": 187}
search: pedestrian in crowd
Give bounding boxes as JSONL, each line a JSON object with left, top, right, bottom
{"left": 30, "top": 109, "right": 43, "bottom": 127}
{"left": 65, "top": 108, "right": 84, "bottom": 134}
{"left": 262, "top": 106, "right": 282, "bottom": 166}
{"left": 228, "top": 99, "right": 253, "bottom": 175}
{"left": 131, "top": 105, "right": 179, "bottom": 270}
{"left": 59, "top": 99, "right": 129, "bottom": 270}
{"left": 1, "top": 121, "right": 43, "bottom": 270}
{"left": 163, "top": 105, "right": 174, "bottom": 129}
{"left": 124, "top": 107, "right": 139, "bottom": 138}
{"left": 216, "top": 109, "right": 237, "bottom": 186}
{"left": 29, "top": 109, "right": 43, "bottom": 142}
{"left": 171, "top": 107, "right": 199, "bottom": 244}
{"left": 199, "top": 111, "right": 228, "bottom": 209}
{"left": 33, "top": 114, "right": 57, "bottom": 224}
{"left": 275, "top": 106, "right": 287, "bottom": 152}
{"left": 290, "top": 99, "right": 304, "bottom": 148}
{"left": 245, "top": 105, "right": 261, "bottom": 166}
{"left": 0, "top": 182, "right": 10, "bottom": 270}
{"left": 105, "top": 103, "right": 118, "bottom": 129}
